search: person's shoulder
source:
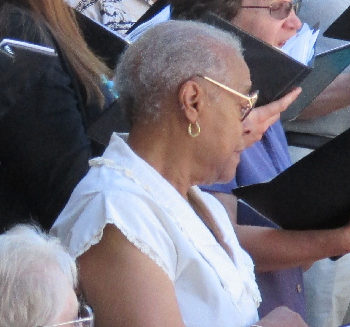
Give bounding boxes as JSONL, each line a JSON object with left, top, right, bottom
{"left": 52, "top": 174, "right": 178, "bottom": 277}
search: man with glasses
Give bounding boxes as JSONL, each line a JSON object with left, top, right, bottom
{"left": 169, "top": 0, "right": 350, "bottom": 322}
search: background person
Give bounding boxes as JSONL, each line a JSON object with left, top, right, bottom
{"left": 0, "top": 0, "right": 112, "bottom": 231}
{"left": 170, "top": 0, "right": 350, "bottom": 319}
{"left": 0, "top": 224, "right": 93, "bottom": 327}
{"left": 52, "top": 20, "right": 307, "bottom": 327}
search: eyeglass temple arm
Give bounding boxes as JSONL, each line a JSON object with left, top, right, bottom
{"left": 202, "top": 76, "right": 254, "bottom": 105}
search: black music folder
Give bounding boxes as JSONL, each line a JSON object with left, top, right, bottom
{"left": 324, "top": 6, "right": 350, "bottom": 41}
{"left": 233, "top": 127, "right": 350, "bottom": 230}
{"left": 74, "top": 10, "right": 130, "bottom": 69}
{"left": 0, "top": 39, "right": 58, "bottom": 119}
{"left": 202, "top": 13, "right": 350, "bottom": 119}
{"left": 202, "top": 13, "right": 312, "bottom": 107}
{"left": 281, "top": 43, "right": 350, "bottom": 121}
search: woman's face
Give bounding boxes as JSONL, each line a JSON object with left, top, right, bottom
{"left": 233, "top": 0, "right": 302, "bottom": 47}
{"left": 199, "top": 54, "right": 251, "bottom": 184}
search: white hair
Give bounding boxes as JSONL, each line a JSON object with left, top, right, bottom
{"left": 0, "top": 224, "right": 78, "bottom": 327}
{"left": 115, "top": 19, "right": 243, "bottom": 123}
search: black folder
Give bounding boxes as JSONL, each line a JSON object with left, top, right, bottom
{"left": 0, "top": 38, "right": 57, "bottom": 59}
{"left": 281, "top": 43, "right": 350, "bottom": 121}
{"left": 233, "top": 127, "right": 350, "bottom": 230}
{"left": 74, "top": 10, "right": 129, "bottom": 69}
{"left": 87, "top": 100, "right": 130, "bottom": 146}
{"left": 202, "top": 13, "right": 312, "bottom": 107}
{"left": 0, "top": 39, "right": 58, "bottom": 119}
{"left": 324, "top": 6, "right": 350, "bottom": 41}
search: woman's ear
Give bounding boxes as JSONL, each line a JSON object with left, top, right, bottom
{"left": 178, "top": 79, "right": 205, "bottom": 123}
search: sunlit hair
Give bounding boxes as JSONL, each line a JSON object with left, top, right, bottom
{"left": 115, "top": 20, "right": 243, "bottom": 124}
{"left": 0, "top": 0, "right": 111, "bottom": 107}
{"left": 0, "top": 224, "right": 78, "bottom": 327}
{"left": 170, "top": 0, "right": 243, "bottom": 22}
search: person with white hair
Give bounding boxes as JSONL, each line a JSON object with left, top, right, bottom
{"left": 0, "top": 224, "right": 94, "bottom": 327}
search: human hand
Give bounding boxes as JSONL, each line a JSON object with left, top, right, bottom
{"left": 255, "top": 306, "right": 308, "bottom": 327}
{"left": 242, "top": 87, "right": 302, "bottom": 148}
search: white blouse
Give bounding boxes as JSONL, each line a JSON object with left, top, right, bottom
{"left": 52, "top": 133, "right": 261, "bottom": 327}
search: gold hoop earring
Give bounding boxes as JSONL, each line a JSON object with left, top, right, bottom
{"left": 188, "top": 121, "right": 201, "bottom": 137}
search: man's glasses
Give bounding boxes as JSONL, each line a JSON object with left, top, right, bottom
{"left": 38, "top": 304, "right": 94, "bottom": 327}
{"left": 241, "top": 0, "right": 302, "bottom": 20}
{"left": 198, "top": 75, "right": 259, "bottom": 121}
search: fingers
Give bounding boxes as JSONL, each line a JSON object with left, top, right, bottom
{"left": 256, "top": 87, "right": 302, "bottom": 121}
{"left": 241, "top": 87, "right": 302, "bottom": 148}
{"left": 278, "top": 87, "right": 302, "bottom": 111}
{"left": 263, "top": 113, "right": 281, "bottom": 130}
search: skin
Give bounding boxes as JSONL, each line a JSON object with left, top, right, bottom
{"left": 233, "top": 0, "right": 302, "bottom": 47}
{"left": 128, "top": 48, "right": 249, "bottom": 195}
{"left": 242, "top": 86, "right": 301, "bottom": 148}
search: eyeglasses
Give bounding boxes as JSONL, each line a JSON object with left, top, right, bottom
{"left": 198, "top": 75, "right": 259, "bottom": 121}
{"left": 241, "top": 0, "right": 301, "bottom": 20}
{"left": 38, "top": 304, "right": 94, "bottom": 327}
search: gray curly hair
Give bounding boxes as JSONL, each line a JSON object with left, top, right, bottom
{"left": 115, "top": 20, "right": 243, "bottom": 124}
{"left": 0, "top": 224, "right": 78, "bottom": 327}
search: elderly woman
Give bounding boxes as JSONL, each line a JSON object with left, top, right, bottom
{"left": 52, "top": 20, "right": 306, "bottom": 326}
{"left": 0, "top": 224, "right": 93, "bottom": 327}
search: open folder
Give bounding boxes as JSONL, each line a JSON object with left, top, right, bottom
{"left": 202, "top": 12, "right": 311, "bottom": 107}
{"left": 281, "top": 43, "right": 350, "bottom": 121}
{"left": 233, "top": 127, "right": 350, "bottom": 230}
{"left": 202, "top": 13, "right": 350, "bottom": 119}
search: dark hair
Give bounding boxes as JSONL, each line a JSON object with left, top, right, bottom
{"left": 0, "top": 0, "right": 111, "bottom": 107}
{"left": 170, "top": 0, "right": 243, "bottom": 22}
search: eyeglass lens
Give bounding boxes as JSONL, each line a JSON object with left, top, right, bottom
{"left": 270, "top": 1, "right": 300, "bottom": 20}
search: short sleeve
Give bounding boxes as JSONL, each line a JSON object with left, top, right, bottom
{"left": 52, "top": 189, "right": 178, "bottom": 281}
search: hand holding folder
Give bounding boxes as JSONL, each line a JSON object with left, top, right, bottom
{"left": 233, "top": 127, "right": 350, "bottom": 230}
